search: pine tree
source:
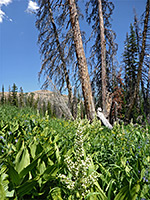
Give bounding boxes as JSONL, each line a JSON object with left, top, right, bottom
{"left": 34, "top": 97, "right": 39, "bottom": 111}
{"left": 47, "top": 101, "right": 52, "bottom": 117}
{"left": 42, "top": 101, "right": 46, "bottom": 116}
{"left": 1, "top": 85, "right": 5, "bottom": 105}
{"left": 123, "top": 24, "right": 138, "bottom": 108}
{"left": 28, "top": 93, "right": 35, "bottom": 107}
{"left": 7, "top": 85, "right": 12, "bottom": 105}
{"left": 126, "top": 0, "right": 150, "bottom": 121}
{"left": 19, "top": 87, "right": 24, "bottom": 107}
{"left": 11, "top": 83, "right": 18, "bottom": 107}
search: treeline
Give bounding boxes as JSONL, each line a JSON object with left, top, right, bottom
{"left": 35, "top": 0, "right": 150, "bottom": 124}
{"left": 0, "top": 83, "right": 86, "bottom": 119}
{"left": 0, "top": 84, "right": 54, "bottom": 117}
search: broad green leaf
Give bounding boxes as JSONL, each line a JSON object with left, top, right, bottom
{"left": 29, "top": 140, "right": 37, "bottom": 159}
{"left": 0, "top": 182, "right": 5, "bottom": 200}
{"left": 16, "top": 177, "right": 39, "bottom": 197}
{"left": 8, "top": 165, "right": 20, "bottom": 186}
{"left": 55, "top": 143, "right": 61, "bottom": 163}
{"left": 50, "top": 187, "right": 63, "bottom": 200}
{"left": 6, "top": 190, "right": 14, "bottom": 198}
{"left": 15, "top": 141, "right": 24, "bottom": 170}
{"left": 15, "top": 137, "right": 22, "bottom": 152}
{"left": 15, "top": 144, "right": 30, "bottom": 174}
{"left": 0, "top": 171, "right": 14, "bottom": 199}
{"left": 130, "top": 183, "right": 140, "bottom": 200}
{"left": 0, "top": 165, "right": 7, "bottom": 175}
{"left": 38, "top": 160, "right": 46, "bottom": 174}
{"left": 43, "top": 165, "right": 59, "bottom": 181}
{"left": 19, "top": 151, "right": 44, "bottom": 178}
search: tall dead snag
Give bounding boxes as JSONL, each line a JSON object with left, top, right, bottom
{"left": 97, "top": 0, "right": 108, "bottom": 118}
{"left": 68, "top": 0, "right": 95, "bottom": 121}
{"left": 126, "top": 0, "right": 150, "bottom": 121}
{"left": 47, "top": 1, "right": 73, "bottom": 109}
{"left": 36, "top": 1, "right": 73, "bottom": 111}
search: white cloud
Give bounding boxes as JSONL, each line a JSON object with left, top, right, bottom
{"left": 0, "top": 0, "right": 12, "bottom": 23}
{"left": 0, "top": 8, "right": 5, "bottom": 22}
{"left": 0, "top": 0, "right": 12, "bottom": 6}
{"left": 26, "top": 1, "right": 39, "bottom": 14}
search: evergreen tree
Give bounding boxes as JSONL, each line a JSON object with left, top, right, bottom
{"left": 28, "top": 93, "right": 35, "bottom": 107}
{"left": 34, "top": 96, "right": 39, "bottom": 111}
{"left": 126, "top": 0, "right": 150, "bottom": 121}
{"left": 11, "top": 83, "right": 18, "bottom": 107}
{"left": 1, "top": 85, "right": 5, "bottom": 105}
{"left": 47, "top": 101, "right": 52, "bottom": 117}
{"left": 7, "top": 85, "right": 12, "bottom": 105}
{"left": 52, "top": 102, "right": 57, "bottom": 118}
{"left": 42, "top": 101, "right": 46, "bottom": 116}
{"left": 19, "top": 87, "right": 24, "bottom": 107}
{"left": 123, "top": 24, "right": 138, "bottom": 106}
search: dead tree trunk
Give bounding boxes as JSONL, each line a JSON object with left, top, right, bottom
{"left": 47, "top": 1, "right": 73, "bottom": 110}
{"left": 68, "top": 0, "right": 95, "bottom": 121}
{"left": 97, "top": 108, "right": 113, "bottom": 129}
{"left": 146, "top": 63, "right": 150, "bottom": 116}
{"left": 97, "top": 0, "right": 108, "bottom": 118}
{"left": 126, "top": 0, "right": 150, "bottom": 121}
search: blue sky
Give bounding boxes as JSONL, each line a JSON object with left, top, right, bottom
{"left": 0, "top": 0, "right": 147, "bottom": 93}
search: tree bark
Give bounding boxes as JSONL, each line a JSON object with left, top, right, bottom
{"left": 97, "top": 0, "right": 108, "bottom": 118}
{"left": 97, "top": 108, "right": 113, "bottom": 129}
{"left": 146, "top": 63, "right": 150, "bottom": 115}
{"left": 47, "top": 2, "right": 73, "bottom": 110}
{"left": 126, "top": 0, "right": 150, "bottom": 121}
{"left": 68, "top": 0, "right": 95, "bottom": 121}
{"left": 134, "top": 12, "right": 146, "bottom": 114}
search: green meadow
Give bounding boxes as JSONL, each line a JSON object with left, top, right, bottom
{"left": 0, "top": 105, "right": 149, "bottom": 199}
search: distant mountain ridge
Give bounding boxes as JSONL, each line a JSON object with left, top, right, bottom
{"left": 0, "top": 89, "right": 68, "bottom": 101}
{"left": 0, "top": 90, "right": 70, "bottom": 118}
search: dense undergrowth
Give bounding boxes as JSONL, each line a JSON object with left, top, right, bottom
{"left": 0, "top": 105, "right": 149, "bottom": 199}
